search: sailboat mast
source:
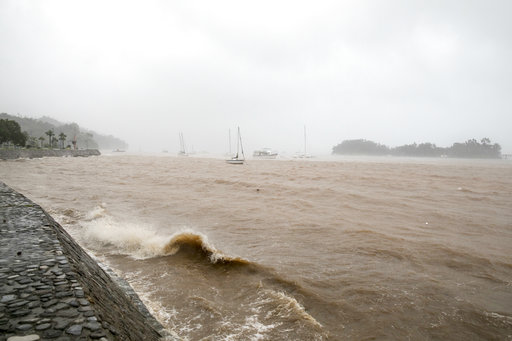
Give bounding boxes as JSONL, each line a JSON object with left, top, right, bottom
{"left": 304, "top": 125, "right": 307, "bottom": 156}
{"left": 236, "top": 127, "right": 240, "bottom": 158}
{"left": 228, "top": 129, "right": 232, "bottom": 155}
{"left": 238, "top": 127, "right": 245, "bottom": 159}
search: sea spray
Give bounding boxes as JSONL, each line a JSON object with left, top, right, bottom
{"left": 80, "top": 205, "right": 169, "bottom": 259}
{"left": 80, "top": 206, "right": 248, "bottom": 263}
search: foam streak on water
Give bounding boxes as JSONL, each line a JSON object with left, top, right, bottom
{"left": 1, "top": 154, "right": 512, "bottom": 340}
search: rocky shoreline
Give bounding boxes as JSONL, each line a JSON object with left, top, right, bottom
{"left": 0, "top": 149, "right": 101, "bottom": 160}
{"left": 0, "top": 182, "right": 174, "bottom": 340}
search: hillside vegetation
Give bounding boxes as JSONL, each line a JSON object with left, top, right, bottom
{"left": 332, "top": 138, "right": 502, "bottom": 159}
{"left": 0, "top": 113, "right": 128, "bottom": 150}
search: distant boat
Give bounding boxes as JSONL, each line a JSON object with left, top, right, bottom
{"left": 178, "top": 132, "right": 188, "bottom": 156}
{"left": 226, "top": 127, "right": 245, "bottom": 164}
{"left": 253, "top": 148, "right": 278, "bottom": 159}
{"left": 295, "top": 125, "right": 313, "bottom": 158}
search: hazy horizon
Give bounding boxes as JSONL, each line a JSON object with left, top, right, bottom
{"left": 1, "top": 1, "right": 511, "bottom": 154}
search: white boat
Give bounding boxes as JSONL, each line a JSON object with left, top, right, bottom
{"left": 294, "top": 125, "right": 313, "bottom": 158}
{"left": 178, "top": 132, "right": 188, "bottom": 156}
{"left": 253, "top": 148, "right": 278, "bottom": 159}
{"left": 226, "top": 127, "right": 245, "bottom": 164}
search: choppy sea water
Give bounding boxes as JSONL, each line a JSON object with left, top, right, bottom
{"left": 1, "top": 154, "right": 511, "bottom": 340}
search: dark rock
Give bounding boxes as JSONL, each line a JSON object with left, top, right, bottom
{"left": 56, "top": 309, "right": 79, "bottom": 318}
{"left": 41, "top": 308, "right": 56, "bottom": 317}
{"left": 35, "top": 285, "right": 52, "bottom": 290}
{"left": 1, "top": 294, "right": 17, "bottom": 303}
{"left": 53, "top": 317, "right": 72, "bottom": 330}
{"left": 78, "top": 305, "right": 92, "bottom": 312}
{"left": 36, "top": 322, "right": 51, "bottom": 330}
{"left": 42, "top": 299, "right": 59, "bottom": 308}
{"left": 16, "top": 323, "right": 33, "bottom": 331}
{"left": 83, "top": 310, "right": 95, "bottom": 317}
{"left": 55, "top": 291, "right": 72, "bottom": 298}
{"left": 78, "top": 299, "right": 89, "bottom": 306}
{"left": 0, "top": 322, "right": 13, "bottom": 332}
{"left": 66, "top": 324, "right": 82, "bottom": 336}
{"left": 68, "top": 299, "right": 79, "bottom": 307}
{"left": 84, "top": 321, "right": 101, "bottom": 331}
{"left": 43, "top": 328, "right": 62, "bottom": 338}
{"left": 28, "top": 301, "right": 40, "bottom": 308}
{"left": 90, "top": 330, "right": 107, "bottom": 339}
{"left": 20, "top": 317, "right": 39, "bottom": 324}
{"left": 8, "top": 299, "right": 29, "bottom": 308}
{"left": 18, "top": 278, "right": 33, "bottom": 284}
{"left": 53, "top": 303, "right": 68, "bottom": 311}
{"left": 12, "top": 308, "right": 31, "bottom": 317}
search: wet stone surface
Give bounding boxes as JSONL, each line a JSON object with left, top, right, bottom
{"left": 0, "top": 183, "right": 112, "bottom": 340}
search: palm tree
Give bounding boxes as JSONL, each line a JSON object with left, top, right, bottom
{"left": 38, "top": 136, "right": 45, "bottom": 148}
{"left": 28, "top": 136, "right": 38, "bottom": 148}
{"left": 45, "top": 130, "right": 54, "bottom": 148}
{"left": 58, "top": 132, "right": 67, "bottom": 149}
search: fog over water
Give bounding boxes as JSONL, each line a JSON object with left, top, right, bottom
{"left": 1, "top": 0, "right": 511, "bottom": 154}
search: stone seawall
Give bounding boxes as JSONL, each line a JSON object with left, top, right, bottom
{"left": 0, "top": 182, "right": 174, "bottom": 340}
{"left": 0, "top": 149, "right": 101, "bottom": 160}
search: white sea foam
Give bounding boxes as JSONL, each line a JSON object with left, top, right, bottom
{"left": 84, "top": 204, "right": 108, "bottom": 220}
{"left": 264, "top": 289, "right": 322, "bottom": 328}
{"left": 79, "top": 206, "right": 243, "bottom": 263}
{"left": 80, "top": 207, "right": 169, "bottom": 259}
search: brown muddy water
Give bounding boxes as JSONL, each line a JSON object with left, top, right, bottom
{"left": 1, "top": 154, "right": 511, "bottom": 340}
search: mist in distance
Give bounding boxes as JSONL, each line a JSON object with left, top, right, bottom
{"left": 1, "top": 0, "right": 511, "bottom": 154}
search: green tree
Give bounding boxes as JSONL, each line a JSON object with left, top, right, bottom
{"left": 0, "top": 119, "right": 27, "bottom": 146}
{"left": 27, "top": 136, "right": 38, "bottom": 148}
{"left": 45, "top": 129, "right": 54, "bottom": 148}
{"left": 38, "top": 136, "right": 45, "bottom": 148}
{"left": 58, "top": 132, "right": 67, "bottom": 149}
{"left": 332, "top": 139, "right": 390, "bottom": 155}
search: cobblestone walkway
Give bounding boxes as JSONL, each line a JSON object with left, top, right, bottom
{"left": 0, "top": 183, "right": 112, "bottom": 340}
{"left": 0, "top": 182, "right": 168, "bottom": 341}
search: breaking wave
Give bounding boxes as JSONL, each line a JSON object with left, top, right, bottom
{"left": 262, "top": 289, "right": 323, "bottom": 328}
{"left": 80, "top": 206, "right": 248, "bottom": 264}
{"left": 162, "top": 231, "right": 250, "bottom": 264}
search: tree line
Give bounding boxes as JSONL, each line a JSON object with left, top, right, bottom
{"left": 0, "top": 118, "right": 72, "bottom": 149}
{"left": 0, "top": 113, "right": 128, "bottom": 150}
{"left": 0, "top": 119, "right": 27, "bottom": 146}
{"left": 332, "top": 138, "right": 502, "bottom": 159}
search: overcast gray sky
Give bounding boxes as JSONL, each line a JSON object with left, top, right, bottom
{"left": 1, "top": 0, "right": 511, "bottom": 154}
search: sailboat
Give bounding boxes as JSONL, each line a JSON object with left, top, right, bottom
{"left": 178, "top": 132, "right": 188, "bottom": 156}
{"left": 226, "top": 127, "right": 245, "bottom": 164}
{"left": 295, "top": 125, "right": 313, "bottom": 158}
